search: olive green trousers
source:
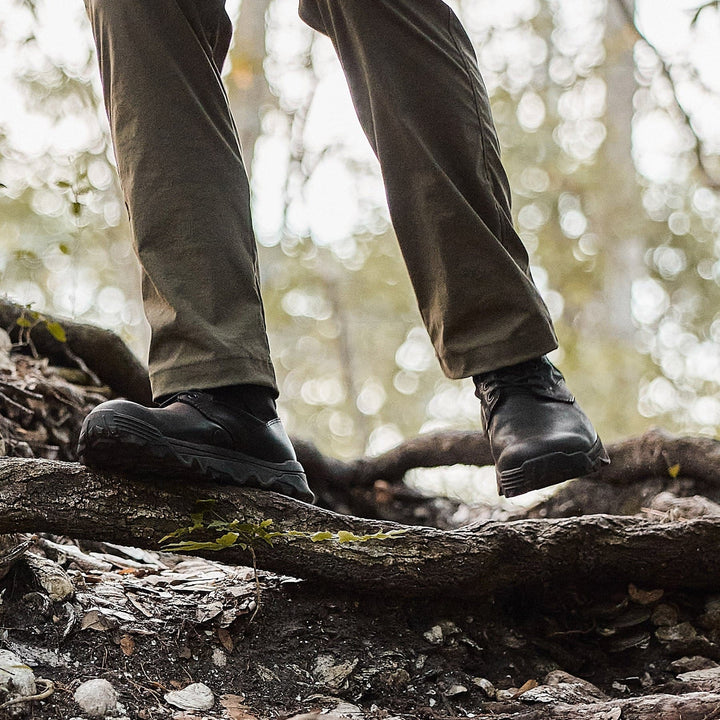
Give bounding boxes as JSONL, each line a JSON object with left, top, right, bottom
{"left": 84, "top": 0, "right": 557, "bottom": 400}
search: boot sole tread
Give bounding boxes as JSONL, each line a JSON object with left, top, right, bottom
{"left": 77, "top": 411, "right": 315, "bottom": 504}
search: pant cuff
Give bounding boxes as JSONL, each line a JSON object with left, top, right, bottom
{"left": 439, "top": 334, "right": 559, "bottom": 379}
{"left": 149, "top": 355, "right": 278, "bottom": 401}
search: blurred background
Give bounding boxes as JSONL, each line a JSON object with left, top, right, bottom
{"left": 1, "top": 0, "right": 719, "bottom": 501}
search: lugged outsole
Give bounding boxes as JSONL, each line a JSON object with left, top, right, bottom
{"left": 497, "top": 436, "right": 610, "bottom": 498}
{"left": 77, "top": 410, "right": 315, "bottom": 504}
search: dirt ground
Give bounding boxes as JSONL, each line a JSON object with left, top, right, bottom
{"left": 2, "top": 538, "right": 719, "bottom": 720}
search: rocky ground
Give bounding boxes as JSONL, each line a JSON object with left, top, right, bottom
{"left": 3, "top": 536, "right": 720, "bottom": 719}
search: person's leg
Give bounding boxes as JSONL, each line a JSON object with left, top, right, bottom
{"left": 79, "top": 0, "right": 313, "bottom": 502}
{"left": 85, "top": 0, "right": 275, "bottom": 398}
{"left": 299, "top": 0, "right": 608, "bottom": 496}
{"left": 299, "top": 0, "right": 557, "bottom": 379}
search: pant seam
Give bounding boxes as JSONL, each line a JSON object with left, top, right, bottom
{"left": 446, "top": 7, "right": 507, "bottom": 243}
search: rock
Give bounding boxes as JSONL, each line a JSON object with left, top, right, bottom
{"left": 445, "top": 684, "right": 467, "bottom": 696}
{"left": 73, "top": 678, "right": 118, "bottom": 717}
{"left": 676, "top": 666, "right": 720, "bottom": 691}
{"left": 670, "top": 656, "right": 719, "bottom": 673}
{"left": 0, "top": 649, "right": 37, "bottom": 699}
{"left": 651, "top": 604, "right": 679, "bottom": 627}
{"left": 164, "top": 682, "right": 215, "bottom": 711}
{"left": 312, "top": 655, "right": 358, "bottom": 691}
{"left": 212, "top": 648, "right": 227, "bottom": 667}
{"left": 520, "top": 670, "right": 608, "bottom": 705}
{"left": 423, "top": 621, "right": 460, "bottom": 646}
{"left": 699, "top": 596, "right": 720, "bottom": 632}
{"left": 655, "top": 622, "right": 697, "bottom": 643}
{"left": 472, "top": 677, "right": 496, "bottom": 698}
{"left": 423, "top": 625, "right": 444, "bottom": 645}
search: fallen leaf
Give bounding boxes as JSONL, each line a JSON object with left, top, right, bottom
{"left": 217, "top": 628, "right": 234, "bottom": 653}
{"left": 628, "top": 583, "right": 664, "bottom": 605}
{"left": 514, "top": 678, "right": 539, "bottom": 697}
{"left": 668, "top": 463, "right": 680, "bottom": 478}
{"left": 220, "top": 694, "right": 256, "bottom": 720}
{"left": 119, "top": 634, "right": 135, "bottom": 656}
{"left": 80, "top": 609, "right": 117, "bottom": 632}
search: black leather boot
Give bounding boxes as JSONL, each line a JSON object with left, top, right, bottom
{"left": 474, "top": 357, "right": 609, "bottom": 498}
{"left": 78, "top": 391, "right": 314, "bottom": 503}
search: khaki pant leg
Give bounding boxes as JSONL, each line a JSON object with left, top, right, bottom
{"left": 85, "top": 0, "right": 277, "bottom": 399}
{"left": 299, "top": 0, "right": 558, "bottom": 377}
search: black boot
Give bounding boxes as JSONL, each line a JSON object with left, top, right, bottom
{"left": 473, "top": 357, "right": 609, "bottom": 498}
{"left": 78, "top": 389, "right": 314, "bottom": 503}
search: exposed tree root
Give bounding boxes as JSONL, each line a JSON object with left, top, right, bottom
{"left": 1, "top": 457, "right": 720, "bottom": 600}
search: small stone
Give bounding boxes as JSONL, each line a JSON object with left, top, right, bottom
{"left": 677, "top": 665, "right": 720, "bottom": 691}
{"left": 312, "top": 655, "right": 358, "bottom": 691}
{"left": 628, "top": 584, "right": 664, "bottom": 606}
{"left": 656, "top": 622, "right": 697, "bottom": 643}
{"left": 445, "top": 684, "right": 467, "bottom": 696}
{"left": 423, "top": 625, "right": 444, "bottom": 645}
{"left": 0, "top": 649, "right": 36, "bottom": 697}
{"left": 670, "top": 656, "right": 719, "bottom": 673}
{"left": 211, "top": 648, "right": 227, "bottom": 667}
{"left": 472, "top": 677, "right": 496, "bottom": 698}
{"left": 520, "top": 671, "right": 608, "bottom": 705}
{"left": 164, "top": 682, "right": 214, "bottom": 711}
{"left": 651, "top": 604, "right": 679, "bottom": 627}
{"left": 74, "top": 678, "right": 118, "bottom": 717}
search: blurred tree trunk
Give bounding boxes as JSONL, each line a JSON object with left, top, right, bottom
{"left": 597, "top": 0, "right": 644, "bottom": 342}
{"left": 226, "top": 0, "right": 275, "bottom": 176}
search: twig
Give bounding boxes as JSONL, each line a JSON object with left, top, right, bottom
{"left": 249, "top": 547, "right": 261, "bottom": 623}
{"left": 0, "top": 677, "right": 55, "bottom": 711}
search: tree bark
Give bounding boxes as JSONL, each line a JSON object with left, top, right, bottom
{"left": 2, "top": 457, "right": 720, "bottom": 600}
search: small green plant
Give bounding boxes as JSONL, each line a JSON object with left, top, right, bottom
{"left": 160, "top": 500, "right": 407, "bottom": 620}
{"left": 15, "top": 305, "right": 67, "bottom": 356}
{"left": 159, "top": 499, "right": 407, "bottom": 553}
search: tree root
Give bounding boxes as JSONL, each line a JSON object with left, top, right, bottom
{"left": 2, "top": 458, "right": 720, "bottom": 600}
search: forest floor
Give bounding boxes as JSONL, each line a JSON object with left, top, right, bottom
{"left": 3, "top": 536, "right": 720, "bottom": 719}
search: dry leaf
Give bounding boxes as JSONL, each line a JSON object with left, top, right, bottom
{"left": 668, "top": 463, "right": 681, "bottom": 478}
{"left": 80, "top": 609, "right": 117, "bottom": 632}
{"left": 628, "top": 583, "right": 664, "bottom": 605}
{"left": 514, "top": 678, "right": 539, "bottom": 697}
{"left": 217, "top": 627, "right": 234, "bottom": 653}
{"left": 220, "top": 694, "right": 256, "bottom": 720}
{"left": 119, "top": 634, "right": 135, "bottom": 656}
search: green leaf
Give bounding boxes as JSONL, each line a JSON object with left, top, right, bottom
{"left": 337, "top": 530, "right": 361, "bottom": 543}
{"left": 16, "top": 316, "right": 33, "bottom": 328}
{"left": 44, "top": 321, "right": 67, "bottom": 343}
{"left": 310, "top": 531, "right": 334, "bottom": 542}
{"left": 162, "top": 540, "right": 227, "bottom": 552}
{"left": 216, "top": 532, "right": 240, "bottom": 548}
